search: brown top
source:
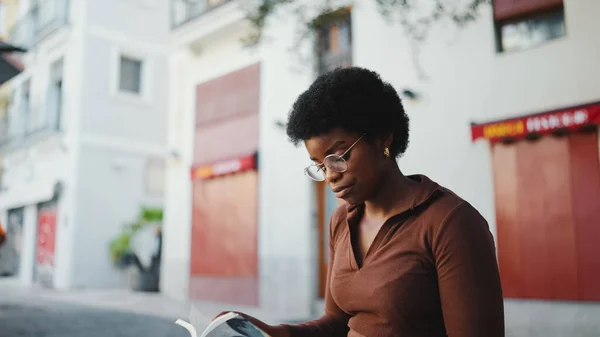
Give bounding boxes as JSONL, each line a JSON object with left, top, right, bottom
{"left": 285, "top": 175, "right": 505, "bottom": 337}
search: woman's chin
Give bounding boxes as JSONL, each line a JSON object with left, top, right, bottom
{"left": 340, "top": 195, "right": 362, "bottom": 206}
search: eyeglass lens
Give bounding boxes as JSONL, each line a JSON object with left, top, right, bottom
{"left": 305, "top": 155, "right": 348, "bottom": 181}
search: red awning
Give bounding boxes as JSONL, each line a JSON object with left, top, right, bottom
{"left": 471, "top": 102, "right": 600, "bottom": 143}
{"left": 190, "top": 152, "right": 257, "bottom": 180}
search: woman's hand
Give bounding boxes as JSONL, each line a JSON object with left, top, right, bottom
{"left": 214, "top": 311, "right": 290, "bottom": 337}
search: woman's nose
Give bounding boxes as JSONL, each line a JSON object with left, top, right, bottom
{"left": 325, "top": 169, "right": 342, "bottom": 184}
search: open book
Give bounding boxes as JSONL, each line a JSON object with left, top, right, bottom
{"left": 176, "top": 311, "right": 270, "bottom": 337}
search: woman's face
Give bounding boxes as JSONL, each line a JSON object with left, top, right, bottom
{"left": 304, "top": 129, "right": 388, "bottom": 206}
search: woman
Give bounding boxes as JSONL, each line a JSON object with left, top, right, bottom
{"left": 226, "top": 67, "right": 505, "bottom": 337}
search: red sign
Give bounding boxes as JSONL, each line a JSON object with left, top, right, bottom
{"left": 191, "top": 153, "right": 257, "bottom": 180}
{"left": 471, "top": 102, "right": 600, "bottom": 143}
{"left": 36, "top": 206, "right": 57, "bottom": 267}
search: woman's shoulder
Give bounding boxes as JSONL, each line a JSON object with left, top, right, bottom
{"left": 408, "top": 175, "right": 477, "bottom": 222}
{"left": 422, "top": 185, "right": 492, "bottom": 243}
{"left": 406, "top": 175, "right": 490, "bottom": 238}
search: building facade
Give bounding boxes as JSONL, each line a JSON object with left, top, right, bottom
{"left": 163, "top": 0, "right": 600, "bottom": 320}
{"left": 0, "top": 0, "right": 24, "bottom": 277}
{"left": 0, "top": 0, "right": 169, "bottom": 290}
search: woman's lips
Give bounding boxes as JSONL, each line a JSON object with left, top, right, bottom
{"left": 333, "top": 184, "right": 354, "bottom": 198}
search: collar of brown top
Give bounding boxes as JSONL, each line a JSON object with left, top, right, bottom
{"left": 345, "top": 174, "right": 444, "bottom": 223}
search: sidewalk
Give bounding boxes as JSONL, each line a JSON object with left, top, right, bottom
{"left": 0, "top": 279, "right": 302, "bottom": 327}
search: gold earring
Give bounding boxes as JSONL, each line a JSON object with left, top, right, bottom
{"left": 383, "top": 147, "right": 390, "bottom": 158}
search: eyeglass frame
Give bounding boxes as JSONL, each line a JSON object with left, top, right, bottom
{"left": 304, "top": 133, "right": 366, "bottom": 181}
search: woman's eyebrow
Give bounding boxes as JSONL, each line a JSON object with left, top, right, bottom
{"left": 310, "top": 140, "right": 346, "bottom": 162}
{"left": 324, "top": 140, "right": 346, "bottom": 155}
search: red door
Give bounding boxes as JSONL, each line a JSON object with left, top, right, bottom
{"left": 35, "top": 201, "right": 58, "bottom": 286}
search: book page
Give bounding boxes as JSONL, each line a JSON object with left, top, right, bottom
{"left": 202, "top": 315, "right": 270, "bottom": 337}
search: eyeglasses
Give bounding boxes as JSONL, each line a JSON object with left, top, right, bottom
{"left": 304, "top": 134, "right": 366, "bottom": 182}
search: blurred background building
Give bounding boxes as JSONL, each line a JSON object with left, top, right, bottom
{"left": 0, "top": 0, "right": 169, "bottom": 290}
{"left": 0, "top": 0, "right": 24, "bottom": 277}
{"left": 0, "top": 0, "right": 597, "bottom": 328}
{"left": 162, "top": 0, "right": 600, "bottom": 322}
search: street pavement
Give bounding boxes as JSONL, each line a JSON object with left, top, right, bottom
{"left": 2, "top": 279, "right": 600, "bottom": 337}
{"left": 0, "top": 297, "right": 189, "bottom": 337}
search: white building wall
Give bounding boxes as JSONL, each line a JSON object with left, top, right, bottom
{"left": 19, "top": 204, "right": 37, "bottom": 286}
{"left": 0, "top": 0, "right": 87, "bottom": 289}
{"left": 64, "top": 0, "right": 169, "bottom": 289}
{"left": 85, "top": 0, "right": 170, "bottom": 44}
{"left": 164, "top": 0, "right": 600, "bottom": 319}
{"left": 69, "top": 144, "right": 163, "bottom": 288}
{"left": 1, "top": 0, "right": 169, "bottom": 290}
{"left": 352, "top": 0, "right": 600, "bottom": 238}
{"left": 80, "top": 0, "right": 169, "bottom": 144}
{"left": 160, "top": 50, "right": 193, "bottom": 302}
{"left": 164, "top": 3, "right": 316, "bottom": 317}
{"left": 51, "top": 0, "right": 90, "bottom": 290}
{"left": 256, "top": 14, "right": 319, "bottom": 319}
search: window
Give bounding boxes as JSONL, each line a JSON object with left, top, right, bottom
{"left": 315, "top": 8, "right": 352, "bottom": 75}
{"left": 6, "top": 89, "right": 16, "bottom": 140}
{"left": 145, "top": 158, "right": 165, "bottom": 196}
{"left": 118, "top": 56, "right": 143, "bottom": 94}
{"left": 0, "top": 162, "right": 4, "bottom": 190}
{"left": 110, "top": 47, "right": 151, "bottom": 104}
{"left": 171, "top": 0, "right": 229, "bottom": 28}
{"left": 0, "top": 104, "right": 8, "bottom": 145}
{"left": 494, "top": 0, "right": 566, "bottom": 53}
{"left": 47, "top": 58, "right": 63, "bottom": 131}
{"left": 21, "top": 79, "right": 31, "bottom": 135}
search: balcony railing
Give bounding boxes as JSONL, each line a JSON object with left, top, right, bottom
{"left": 171, "top": 0, "right": 231, "bottom": 29}
{"left": 0, "top": 105, "right": 61, "bottom": 151}
{"left": 8, "top": 0, "right": 70, "bottom": 50}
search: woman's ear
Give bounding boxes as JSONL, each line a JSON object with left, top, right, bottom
{"left": 382, "top": 133, "right": 394, "bottom": 150}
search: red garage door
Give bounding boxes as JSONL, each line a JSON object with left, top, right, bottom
{"left": 492, "top": 129, "right": 600, "bottom": 301}
{"left": 188, "top": 63, "right": 261, "bottom": 306}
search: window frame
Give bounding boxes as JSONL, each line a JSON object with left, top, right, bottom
{"left": 20, "top": 78, "right": 32, "bottom": 135}
{"left": 314, "top": 7, "right": 353, "bottom": 75}
{"left": 493, "top": 1, "right": 566, "bottom": 53}
{"left": 110, "top": 46, "right": 152, "bottom": 105}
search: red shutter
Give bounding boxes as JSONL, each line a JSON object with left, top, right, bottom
{"left": 514, "top": 138, "right": 554, "bottom": 299}
{"left": 189, "top": 62, "right": 261, "bottom": 306}
{"left": 569, "top": 130, "right": 600, "bottom": 301}
{"left": 535, "top": 136, "right": 579, "bottom": 300}
{"left": 494, "top": 0, "right": 563, "bottom": 21}
{"left": 192, "top": 63, "right": 260, "bottom": 166}
{"left": 195, "top": 63, "right": 260, "bottom": 127}
{"left": 493, "top": 129, "right": 600, "bottom": 302}
{"left": 492, "top": 142, "right": 524, "bottom": 298}
{"left": 193, "top": 113, "right": 259, "bottom": 165}
{"left": 190, "top": 171, "right": 259, "bottom": 306}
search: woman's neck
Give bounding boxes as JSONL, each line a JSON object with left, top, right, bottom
{"left": 363, "top": 166, "right": 419, "bottom": 220}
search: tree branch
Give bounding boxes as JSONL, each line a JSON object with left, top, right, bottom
{"left": 241, "top": 0, "right": 492, "bottom": 77}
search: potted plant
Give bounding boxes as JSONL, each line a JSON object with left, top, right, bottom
{"left": 110, "top": 207, "right": 163, "bottom": 292}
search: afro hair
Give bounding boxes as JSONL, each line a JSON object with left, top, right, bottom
{"left": 286, "top": 67, "right": 410, "bottom": 158}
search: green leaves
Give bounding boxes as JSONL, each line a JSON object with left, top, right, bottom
{"left": 109, "top": 207, "right": 163, "bottom": 264}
